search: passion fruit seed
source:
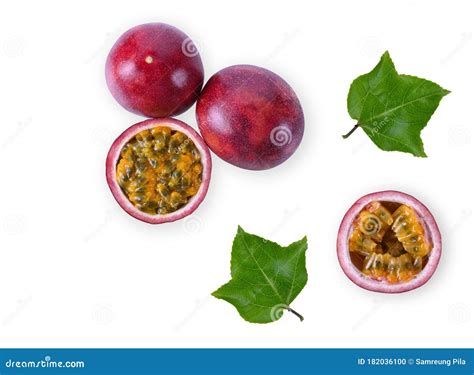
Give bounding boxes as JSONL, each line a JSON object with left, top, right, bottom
{"left": 392, "top": 205, "right": 431, "bottom": 257}
{"left": 349, "top": 202, "right": 431, "bottom": 284}
{"left": 116, "top": 127, "right": 202, "bottom": 215}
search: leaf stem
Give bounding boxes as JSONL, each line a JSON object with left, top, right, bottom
{"left": 286, "top": 307, "right": 304, "bottom": 322}
{"left": 342, "top": 124, "right": 359, "bottom": 139}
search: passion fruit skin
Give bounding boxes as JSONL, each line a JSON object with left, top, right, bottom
{"left": 337, "top": 191, "right": 442, "bottom": 293}
{"left": 105, "top": 23, "right": 204, "bottom": 118}
{"left": 106, "top": 118, "right": 212, "bottom": 224}
{"left": 196, "top": 65, "right": 304, "bottom": 170}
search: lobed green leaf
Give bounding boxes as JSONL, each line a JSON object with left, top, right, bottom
{"left": 212, "top": 226, "right": 308, "bottom": 324}
{"left": 346, "top": 51, "right": 450, "bottom": 157}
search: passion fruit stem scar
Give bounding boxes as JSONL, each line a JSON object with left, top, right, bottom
{"left": 342, "top": 124, "right": 360, "bottom": 139}
{"left": 287, "top": 307, "right": 304, "bottom": 322}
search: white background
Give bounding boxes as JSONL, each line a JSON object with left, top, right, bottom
{"left": 0, "top": 0, "right": 473, "bottom": 348}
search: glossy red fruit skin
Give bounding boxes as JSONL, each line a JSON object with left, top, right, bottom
{"left": 105, "top": 23, "right": 204, "bottom": 118}
{"left": 106, "top": 118, "right": 212, "bottom": 224}
{"left": 196, "top": 65, "right": 304, "bottom": 170}
{"left": 337, "top": 191, "right": 442, "bottom": 293}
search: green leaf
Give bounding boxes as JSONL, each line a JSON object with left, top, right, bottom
{"left": 212, "top": 226, "right": 308, "bottom": 324}
{"left": 345, "top": 51, "right": 450, "bottom": 157}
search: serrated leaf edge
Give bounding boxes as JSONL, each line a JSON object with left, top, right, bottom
{"left": 212, "top": 228, "right": 308, "bottom": 324}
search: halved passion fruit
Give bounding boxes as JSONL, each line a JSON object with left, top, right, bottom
{"left": 106, "top": 118, "right": 211, "bottom": 224}
{"left": 337, "top": 191, "right": 441, "bottom": 293}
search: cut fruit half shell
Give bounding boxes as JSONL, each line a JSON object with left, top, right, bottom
{"left": 106, "top": 118, "right": 212, "bottom": 224}
{"left": 337, "top": 191, "right": 441, "bottom": 293}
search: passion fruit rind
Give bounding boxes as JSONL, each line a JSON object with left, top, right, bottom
{"left": 337, "top": 191, "right": 442, "bottom": 293}
{"left": 106, "top": 118, "right": 211, "bottom": 224}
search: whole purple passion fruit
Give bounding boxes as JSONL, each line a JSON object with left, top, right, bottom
{"left": 106, "top": 23, "right": 204, "bottom": 118}
{"left": 106, "top": 118, "right": 211, "bottom": 224}
{"left": 337, "top": 191, "right": 442, "bottom": 293}
{"left": 196, "top": 65, "right": 304, "bottom": 170}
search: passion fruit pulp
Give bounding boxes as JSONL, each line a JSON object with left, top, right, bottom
{"left": 337, "top": 191, "right": 441, "bottom": 293}
{"left": 106, "top": 118, "right": 211, "bottom": 224}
